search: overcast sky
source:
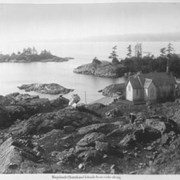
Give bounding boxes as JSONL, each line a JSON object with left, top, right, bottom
{"left": 0, "top": 3, "right": 180, "bottom": 42}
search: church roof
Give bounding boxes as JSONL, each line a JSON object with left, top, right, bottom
{"left": 127, "top": 72, "right": 176, "bottom": 90}
{"left": 144, "top": 78, "right": 153, "bottom": 89}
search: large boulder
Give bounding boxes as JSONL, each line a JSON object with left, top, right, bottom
{"left": 0, "top": 137, "right": 49, "bottom": 174}
{"left": 145, "top": 117, "right": 179, "bottom": 135}
{"left": 50, "top": 96, "right": 69, "bottom": 110}
{"left": 5, "top": 93, "right": 69, "bottom": 114}
{"left": 99, "top": 83, "right": 125, "bottom": 98}
{"left": 77, "top": 132, "right": 106, "bottom": 147}
{"left": 0, "top": 93, "right": 69, "bottom": 129}
{"left": 0, "top": 138, "right": 22, "bottom": 173}
{"left": 4, "top": 105, "right": 26, "bottom": 121}
{"left": 145, "top": 118, "right": 166, "bottom": 134}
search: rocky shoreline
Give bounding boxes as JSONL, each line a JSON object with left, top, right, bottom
{"left": 73, "top": 59, "right": 126, "bottom": 78}
{"left": 98, "top": 83, "right": 125, "bottom": 98}
{"left": 0, "top": 57, "right": 73, "bottom": 63}
{"left": 0, "top": 91, "right": 180, "bottom": 174}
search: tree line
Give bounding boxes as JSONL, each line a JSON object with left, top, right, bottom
{"left": 107, "top": 43, "right": 180, "bottom": 77}
{"left": 0, "top": 47, "right": 54, "bottom": 62}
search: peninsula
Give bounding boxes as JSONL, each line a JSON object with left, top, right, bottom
{"left": 74, "top": 43, "right": 180, "bottom": 78}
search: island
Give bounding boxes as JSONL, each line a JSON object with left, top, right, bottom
{"left": 18, "top": 83, "right": 74, "bottom": 95}
{"left": 0, "top": 47, "right": 73, "bottom": 63}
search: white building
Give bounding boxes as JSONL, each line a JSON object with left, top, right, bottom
{"left": 126, "top": 72, "right": 176, "bottom": 103}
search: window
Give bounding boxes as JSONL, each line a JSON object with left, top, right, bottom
{"left": 136, "top": 90, "right": 138, "bottom": 96}
{"left": 128, "top": 85, "right": 131, "bottom": 91}
{"left": 150, "top": 88, "right": 154, "bottom": 97}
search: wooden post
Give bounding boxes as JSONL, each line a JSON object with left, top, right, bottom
{"left": 85, "top": 91, "right": 87, "bottom": 104}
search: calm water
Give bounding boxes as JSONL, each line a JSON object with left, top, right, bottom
{"left": 0, "top": 41, "right": 180, "bottom": 103}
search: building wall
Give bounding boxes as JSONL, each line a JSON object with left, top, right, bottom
{"left": 133, "top": 89, "right": 144, "bottom": 101}
{"left": 126, "top": 81, "right": 133, "bottom": 101}
{"left": 144, "top": 82, "right": 157, "bottom": 101}
{"left": 126, "top": 81, "right": 144, "bottom": 101}
{"left": 157, "top": 84, "right": 175, "bottom": 101}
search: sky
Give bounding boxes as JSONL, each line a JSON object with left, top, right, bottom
{"left": 0, "top": 2, "right": 180, "bottom": 43}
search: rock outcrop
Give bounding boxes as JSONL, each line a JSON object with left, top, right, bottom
{"left": 0, "top": 93, "right": 69, "bottom": 128}
{"left": 18, "top": 83, "right": 74, "bottom": 95}
{"left": 73, "top": 60, "right": 126, "bottom": 78}
{"left": 99, "top": 83, "right": 125, "bottom": 98}
{"left": 1, "top": 91, "right": 180, "bottom": 174}
{"left": 19, "top": 107, "right": 100, "bottom": 135}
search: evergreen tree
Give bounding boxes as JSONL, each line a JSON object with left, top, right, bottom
{"left": 167, "top": 43, "right": 174, "bottom": 55}
{"left": 134, "top": 43, "right": 142, "bottom": 58}
{"left": 127, "top": 45, "right": 132, "bottom": 57}
{"left": 109, "top": 45, "right": 118, "bottom": 60}
{"left": 160, "top": 47, "right": 166, "bottom": 56}
{"left": 32, "top": 47, "right": 38, "bottom": 55}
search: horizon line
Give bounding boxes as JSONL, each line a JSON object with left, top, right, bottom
{"left": 0, "top": 0, "right": 180, "bottom": 4}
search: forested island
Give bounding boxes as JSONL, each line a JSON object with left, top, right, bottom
{"left": 0, "top": 47, "right": 73, "bottom": 63}
{"left": 74, "top": 43, "right": 180, "bottom": 78}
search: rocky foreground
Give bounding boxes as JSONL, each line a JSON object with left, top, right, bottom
{"left": 18, "top": 83, "right": 74, "bottom": 95}
{"left": 1, "top": 92, "right": 180, "bottom": 174}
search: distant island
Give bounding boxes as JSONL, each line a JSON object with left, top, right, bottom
{"left": 0, "top": 47, "right": 73, "bottom": 63}
{"left": 74, "top": 43, "right": 180, "bottom": 78}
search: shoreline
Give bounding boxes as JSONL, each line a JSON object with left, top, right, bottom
{"left": 91, "top": 96, "right": 115, "bottom": 105}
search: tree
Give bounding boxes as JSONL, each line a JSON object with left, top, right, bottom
{"left": 11, "top": 52, "right": 16, "bottom": 56}
{"left": 109, "top": 45, "right": 119, "bottom": 61}
{"left": 167, "top": 43, "right": 174, "bottom": 55}
{"left": 160, "top": 47, "right": 166, "bottom": 56}
{"left": 32, "top": 47, "right": 38, "bottom": 55}
{"left": 92, "top": 57, "right": 101, "bottom": 65}
{"left": 134, "top": 43, "right": 142, "bottom": 58}
{"left": 22, "top": 47, "right": 33, "bottom": 55}
{"left": 127, "top": 45, "right": 132, "bottom": 58}
{"left": 41, "top": 49, "right": 51, "bottom": 55}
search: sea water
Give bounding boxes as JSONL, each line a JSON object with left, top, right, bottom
{"left": 0, "top": 41, "right": 180, "bottom": 103}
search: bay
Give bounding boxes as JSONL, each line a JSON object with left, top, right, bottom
{"left": 0, "top": 41, "right": 180, "bottom": 103}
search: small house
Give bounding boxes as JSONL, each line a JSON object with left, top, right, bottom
{"left": 126, "top": 72, "right": 176, "bottom": 103}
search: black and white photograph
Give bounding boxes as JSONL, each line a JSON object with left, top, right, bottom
{"left": 0, "top": 0, "right": 180, "bottom": 178}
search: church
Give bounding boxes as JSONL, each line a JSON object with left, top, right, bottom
{"left": 125, "top": 72, "right": 176, "bottom": 103}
